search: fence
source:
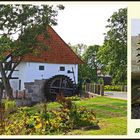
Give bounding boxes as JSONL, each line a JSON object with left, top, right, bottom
{"left": 85, "top": 83, "right": 104, "bottom": 96}
{"left": 1, "top": 90, "right": 28, "bottom": 100}
{"left": 0, "top": 90, "right": 32, "bottom": 107}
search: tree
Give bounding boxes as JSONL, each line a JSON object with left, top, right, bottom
{"left": 0, "top": 4, "right": 64, "bottom": 99}
{"left": 97, "top": 8, "right": 127, "bottom": 84}
{"left": 71, "top": 44, "right": 102, "bottom": 83}
{"left": 70, "top": 43, "right": 87, "bottom": 57}
{"left": 83, "top": 45, "right": 102, "bottom": 82}
{"left": 70, "top": 44, "right": 88, "bottom": 82}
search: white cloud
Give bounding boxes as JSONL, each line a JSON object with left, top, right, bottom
{"left": 52, "top": 2, "right": 127, "bottom": 46}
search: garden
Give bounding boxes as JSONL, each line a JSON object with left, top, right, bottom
{"left": 0, "top": 95, "right": 127, "bottom": 135}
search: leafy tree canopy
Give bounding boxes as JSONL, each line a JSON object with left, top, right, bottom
{"left": 0, "top": 4, "right": 64, "bottom": 61}
{"left": 97, "top": 8, "right": 127, "bottom": 84}
{"left": 71, "top": 44, "right": 102, "bottom": 83}
{"left": 0, "top": 4, "right": 64, "bottom": 98}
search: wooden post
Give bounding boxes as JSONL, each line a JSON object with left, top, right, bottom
{"left": 87, "top": 83, "right": 90, "bottom": 92}
{"left": 85, "top": 83, "right": 87, "bottom": 92}
{"left": 94, "top": 83, "right": 96, "bottom": 94}
{"left": 95, "top": 84, "right": 99, "bottom": 94}
{"left": 98, "top": 84, "right": 100, "bottom": 95}
{"left": 23, "top": 90, "right": 26, "bottom": 99}
{"left": 90, "top": 84, "right": 91, "bottom": 93}
{"left": 88, "top": 84, "right": 90, "bottom": 92}
{"left": 101, "top": 84, "right": 104, "bottom": 96}
{"left": 91, "top": 84, "right": 94, "bottom": 93}
{"left": 84, "top": 84, "right": 86, "bottom": 93}
{"left": 16, "top": 90, "right": 18, "bottom": 99}
{"left": 96, "top": 84, "right": 98, "bottom": 94}
{"left": 95, "top": 84, "right": 97, "bottom": 94}
{"left": 90, "top": 84, "right": 92, "bottom": 93}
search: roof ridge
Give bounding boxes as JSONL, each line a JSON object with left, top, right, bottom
{"left": 48, "top": 26, "right": 84, "bottom": 64}
{"left": 22, "top": 25, "right": 84, "bottom": 64}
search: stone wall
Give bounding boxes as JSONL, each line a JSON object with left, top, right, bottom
{"left": 24, "top": 79, "right": 46, "bottom": 103}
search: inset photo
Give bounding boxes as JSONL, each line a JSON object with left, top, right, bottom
{"left": 131, "top": 19, "right": 140, "bottom": 119}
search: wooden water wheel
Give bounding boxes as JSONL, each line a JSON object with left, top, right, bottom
{"left": 43, "top": 75, "right": 77, "bottom": 101}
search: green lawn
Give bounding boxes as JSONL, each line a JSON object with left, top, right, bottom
{"left": 67, "top": 96, "right": 127, "bottom": 135}
{"left": 3, "top": 96, "right": 126, "bottom": 135}
{"left": 27, "top": 96, "right": 127, "bottom": 135}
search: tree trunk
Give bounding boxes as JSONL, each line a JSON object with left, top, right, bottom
{"left": 0, "top": 63, "right": 13, "bottom": 99}
{"left": 0, "top": 82, "right": 3, "bottom": 105}
{"left": 3, "top": 78, "right": 13, "bottom": 99}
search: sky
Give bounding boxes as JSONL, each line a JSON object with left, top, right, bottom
{"left": 131, "top": 19, "right": 140, "bottom": 36}
{"left": 50, "top": 2, "right": 127, "bottom": 46}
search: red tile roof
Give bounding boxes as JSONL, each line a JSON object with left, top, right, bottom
{"left": 23, "top": 26, "right": 83, "bottom": 64}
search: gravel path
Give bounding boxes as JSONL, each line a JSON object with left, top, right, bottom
{"left": 104, "top": 91, "right": 127, "bottom": 100}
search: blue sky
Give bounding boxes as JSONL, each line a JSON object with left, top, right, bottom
{"left": 131, "top": 19, "right": 140, "bottom": 36}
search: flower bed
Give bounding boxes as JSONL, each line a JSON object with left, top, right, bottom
{"left": 0, "top": 96, "right": 99, "bottom": 135}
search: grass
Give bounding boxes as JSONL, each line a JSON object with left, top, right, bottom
{"left": 67, "top": 117, "right": 126, "bottom": 135}
{"left": 104, "top": 90, "right": 127, "bottom": 93}
{"left": 11, "top": 96, "right": 127, "bottom": 135}
{"left": 67, "top": 96, "right": 127, "bottom": 135}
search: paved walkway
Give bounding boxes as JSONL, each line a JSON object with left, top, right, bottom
{"left": 104, "top": 91, "right": 127, "bottom": 100}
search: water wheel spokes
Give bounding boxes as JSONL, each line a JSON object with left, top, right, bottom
{"left": 44, "top": 75, "right": 76, "bottom": 101}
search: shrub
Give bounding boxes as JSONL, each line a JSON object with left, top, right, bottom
{"left": 1, "top": 95, "right": 99, "bottom": 135}
{"left": 66, "top": 96, "right": 81, "bottom": 101}
{"left": 104, "top": 85, "right": 126, "bottom": 91}
{"left": 2, "top": 99, "right": 17, "bottom": 113}
{"left": 56, "top": 94, "right": 99, "bottom": 130}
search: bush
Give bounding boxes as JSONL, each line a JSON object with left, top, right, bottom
{"left": 2, "top": 99, "right": 17, "bottom": 113}
{"left": 104, "top": 85, "right": 126, "bottom": 91}
{"left": 1, "top": 96, "right": 99, "bottom": 135}
{"left": 66, "top": 96, "right": 81, "bottom": 101}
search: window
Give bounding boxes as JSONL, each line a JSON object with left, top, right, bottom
{"left": 60, "top": 66, "right": 65, "bottom": 71}
{"left": 39, "top": 65, "right": 45, "bottom": 70}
